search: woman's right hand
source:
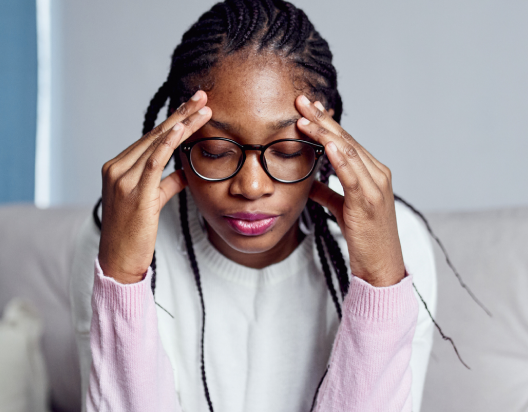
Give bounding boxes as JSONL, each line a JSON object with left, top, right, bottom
{"left": 98, "top": 90, "right": 211, "bottom": 284}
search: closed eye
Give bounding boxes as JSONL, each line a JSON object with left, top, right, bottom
{"left": 201, "top": 149, "right": 236, "bottom": 159}
{"left": 269, "top": 150, "right": 303, "bottom": 159}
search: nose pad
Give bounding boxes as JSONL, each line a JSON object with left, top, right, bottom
{"left": 229, "top": 152, "right": 274, "bottom": 199}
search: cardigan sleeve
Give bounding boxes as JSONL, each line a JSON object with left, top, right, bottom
{"left": 313, "top": 273, "right": 419, "bottom": 412}
{"left": 88, "top": 258, "right": 417, "bottom": 412}
{"left": 87, "top": 258, "right": 182, "bottom": 412}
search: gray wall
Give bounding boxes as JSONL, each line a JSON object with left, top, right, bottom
{"left": 48, "top": 0, "right": 528, "bottom": 211}
{"left": 0, "top": 0, "right": 37, "bottom": 203}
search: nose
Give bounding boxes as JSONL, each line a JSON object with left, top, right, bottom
{"left": 229, "top": 152, "right": 274, "bottom": 200}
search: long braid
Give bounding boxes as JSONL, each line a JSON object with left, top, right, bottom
{"left": 313, "top": 215, "right": 342, "bottom": 319}
{"left": 179, "top": 189, "right": 215, "bottom": 411}
{"left": 142, "top": 80, "right": 170, "bottom": 136}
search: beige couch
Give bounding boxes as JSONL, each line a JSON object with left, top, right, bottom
{"left": 0, "top": 204, "right": 526, "bottom": 412}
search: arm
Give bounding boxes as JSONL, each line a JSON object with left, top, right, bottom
{"left": 314, "top": 274, "right": 418, "bottom": 412}
{"left": 296, "top": 96, "right": 422, "bottom": 410}
{"left": 87, "top": 258, "right": 181, "bottom": 412}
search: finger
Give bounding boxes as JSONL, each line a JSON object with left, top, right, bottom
{"left": 310, "top": 99, "right": 391, "bottom": 180}
{"left": 127, "top": 106, "right": 212, "bottom": 183}
{"left": 107, "top": 90, "right": 208, "bottom": 173}
{"left": 296, "top": 95, "right": 356, "bottom": 144}
{"left": 309, "top": 180, "right": 344, "bottom": 225}
{"left": 125, "top": 123, "right": 185, "bottom": 193}
{"left": 297, "top": 117, "right": 379, "bottom": 188}
{"left": 159, "top": 169, "right": 187, "bottom": 209}
{"left": 324, "top": 140, "right": 382, "bottom": 202}
{"left": 297, "top": 100, "right": 389, "bottom": 186}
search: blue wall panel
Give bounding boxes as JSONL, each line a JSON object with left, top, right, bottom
{"left": 0, "top": 0, "right": 37, "bottom": 204}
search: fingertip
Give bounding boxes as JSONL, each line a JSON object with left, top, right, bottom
{"left": 296, "top": 94, "right": 311, "bottom": 107}
{"left": 198, "top": 106, "right": 211, "bottom": 116}
{"left": 314, "top": 101, "right": 325, "bottom": 111}
{"left": 298, "top": 117, "right": 310, "bottom": 126}
{"left": 190, "top": 90, "right": 206, "bottom": 102}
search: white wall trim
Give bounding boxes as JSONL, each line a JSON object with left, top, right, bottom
{"left": 35, "top": 0, "right": 51, "bottom": 208}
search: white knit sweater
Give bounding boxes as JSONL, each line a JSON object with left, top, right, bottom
{"left": 70, "top": 181, "right": 436, "bottom": 412}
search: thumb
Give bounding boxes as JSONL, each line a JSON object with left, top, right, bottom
{"left": 159, "top": 169, "right": 187, "bottom": 208}
{"left": 309, "top": 180, "right": 344, "bottom": 223}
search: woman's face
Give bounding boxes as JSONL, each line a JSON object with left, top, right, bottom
{"left": 181, "top": 53, "right": 317, "bottom": 268}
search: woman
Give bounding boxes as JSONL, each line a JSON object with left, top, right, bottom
{"left": 70, "top": 0, "right": 437, "bottom": 411}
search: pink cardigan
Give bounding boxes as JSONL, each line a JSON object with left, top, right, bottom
{"left": 88, "top": 262, "right": 418, "bottom": 412}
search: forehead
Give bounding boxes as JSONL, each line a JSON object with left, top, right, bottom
{"left": 205, "top": 53, "right": 301, "bottom": 133}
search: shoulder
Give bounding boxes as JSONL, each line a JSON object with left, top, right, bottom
{"left": 394, "top": 199, "right": 437, "bottom": 315}
{"left": 70, "top": 211, "right": 101, "bottom": 333}
{"left": 394, "top": 200, "right": 435, "bottom": 276}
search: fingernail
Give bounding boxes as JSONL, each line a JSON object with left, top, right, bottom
{"left": 327, "top": 142, "right": 337, "bottom": 153}
{"left": 198, "top": 107, "right": 208, "bottom": 115}
{"left": 300, "top": 95, "right": 310, "bottom": 106}
{"left": 173, "top": 123, "right": 182, "bottom": 131}
{"left": 191, "top": 91, "right": 201, "bottom": 101}
{"left": 299, "top": 117, "right": 310, "bottom": 126}
{"left": 314, "top": 102, "right": 325, "bottom": 111}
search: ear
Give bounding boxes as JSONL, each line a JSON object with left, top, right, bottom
{"left": 328, "top": 108, "right": 335, "bottom": 118}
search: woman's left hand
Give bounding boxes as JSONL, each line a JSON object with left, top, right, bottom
{"left": 295, "top": 95, "right": 405, "bottom": 287}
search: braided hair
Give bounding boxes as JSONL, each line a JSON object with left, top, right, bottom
{"left": 92, "top": 0, "right": 488, "bottom": 409}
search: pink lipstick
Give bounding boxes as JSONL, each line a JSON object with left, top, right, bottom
{"left": 224, "top": 212, "right": 279, "bottom": 236}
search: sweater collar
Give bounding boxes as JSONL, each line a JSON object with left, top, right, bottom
{"left": 174, "top": 189, "right": 315, "bottom": 287}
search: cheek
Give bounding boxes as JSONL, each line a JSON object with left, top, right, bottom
{"left": 183, "top": 165, "right": 226, "bottom": 211}
{"left": 275, "top": 179, "right": 314, "bottom": 218}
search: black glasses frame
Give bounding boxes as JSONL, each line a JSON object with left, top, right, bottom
{"left": 180, "top": 137, "right": 325, "bottom": 183}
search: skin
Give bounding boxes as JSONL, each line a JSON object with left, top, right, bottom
{"left": 99, "top": 53, "right": 405, "bottom": 287}
{"left": 181, "top": 54, "right": 314, "bottom": 269}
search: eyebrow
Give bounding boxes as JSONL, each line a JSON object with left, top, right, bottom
{"left": 207, "top": 116, "right": 301, "bottom": 133}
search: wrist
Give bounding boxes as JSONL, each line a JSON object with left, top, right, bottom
{"left": 98, "top": 256, "right": 148, "bottom": 284}
{"left": 352, "top": 261, "right": 406, "bottom": 288}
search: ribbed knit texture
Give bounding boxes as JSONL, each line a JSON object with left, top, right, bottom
{"left": 88, "top": 262, "right": 181, "bottom": 412}
{"left": 88, "top": 259, "right": 418, "bottom": 412}
{"left": 314, "top": 275, "right": 418, "bottom": 412}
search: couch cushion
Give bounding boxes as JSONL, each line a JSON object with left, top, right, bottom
{"left": 422, "top": 207, "right": 528, "bottom": 411}
{"left": 0, "top": 205, "right": 90, "bottom": 412}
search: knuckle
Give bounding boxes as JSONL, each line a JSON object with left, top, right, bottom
{"left": 104, "top": 162, "right": 120, "bottom": 180}
{"left": 149, "top": 125, "right": 164, "bottom": 138}
{"left": 176, "top": 103, "right": 188, "bottom": 117}
{"left": 146, "top": 156, "right": 160, "bottom": 172}
{"left": 317, "top": 127, "right": 329, "bottom": 136}
{"left": 314, "top": 108, "right": 326, "bottom": 122}
{"left": 181, "top": 117, "right": 192, "bottom": 127}
{"left": 343, "top": 145, "right": 358, "bottom": 160}
{"left": 335, "top": 157, "right": 348, "bottom": 170}
{"left": 339, "top": 129, "right": 354, "bottom": 143}
{"left": 383, "top": 165, "right": 392, "bottom": 180}
{"left": 346, "top": 178, "right": 361, "bottom": 195}
{"left": 101, "top": 161, "right": 111, "bottom": 177}
{"left": 114, "top": 176, "right": 131, "bottom": 196}
{"left": 369, "top": 188, "right": 384, "bottom": 205}
{"left": 379, "top": 172, "right": 391, "bottom": 190}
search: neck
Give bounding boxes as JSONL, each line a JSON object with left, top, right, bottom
{"left": 206, "top": 221, "right": 305, "bottom": 269}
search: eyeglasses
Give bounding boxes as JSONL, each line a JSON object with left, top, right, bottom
{"left": 181, "top": 138, "right": 325, "bottom": 183}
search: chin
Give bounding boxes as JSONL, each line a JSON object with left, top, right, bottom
{"left": 220, "top": 231, "right": 284, "bottom": 254}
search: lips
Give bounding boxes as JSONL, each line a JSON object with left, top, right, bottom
{"left": 224, "top": 212, "right": 279, "bottom": 236}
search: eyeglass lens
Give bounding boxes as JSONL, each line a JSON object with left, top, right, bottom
{"left": 190, "top": 140, "right": 317, "bottom": 182}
